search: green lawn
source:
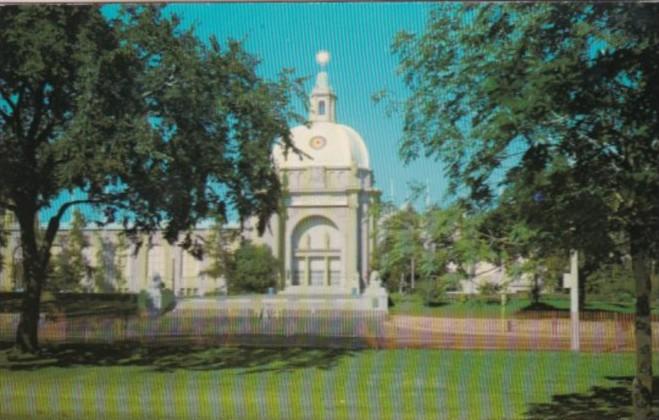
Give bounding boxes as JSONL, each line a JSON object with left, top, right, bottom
{"left": 1, "top": 344, "right": 657, "bottom": 419}
{"left": 389, "top": 292, "right": 659, "bottom": 318}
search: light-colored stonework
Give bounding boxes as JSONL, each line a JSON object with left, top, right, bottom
{"left": 248, "top": 51, "right": 380, "bottom": 300}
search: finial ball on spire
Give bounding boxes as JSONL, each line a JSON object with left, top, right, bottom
{"left": 316, "top": 50, "right": 330, "bottom": 68}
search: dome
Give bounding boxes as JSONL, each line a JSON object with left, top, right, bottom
{"left": 273, "top": 121, "right": 370, "bottom": 170}
{"left": 273, "top": 51, "right": 370, "bottom": 171}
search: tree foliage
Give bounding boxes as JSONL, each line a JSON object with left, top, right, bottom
{"left": 394, "top": 3, "right": 659, "bottom": 416}
{"left": 377, "top": 204, "right": 423, "bottom": 291}
{"left": 48, "top": 210, "right": 90, "bottom": 292}
{"left": 201, "top": 217, "right": 238, "bottom": 293}
{"left": 0, "top": 5, "right": 303, "bottom": 352}
{"left": 91, "top": 232, "right": 129, "bottom": 293}
{"left": 377, "top": 202, "right": 498, "bottom": 295}
{"left": 424, "top": 203, "right": 496, "bottom": 280}
{"left": 227, "top": 241, "right": 279, "bottom": 294}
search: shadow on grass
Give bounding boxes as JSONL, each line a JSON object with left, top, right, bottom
{"left": 525, "top": 376, "right": 659, "bottom": 420}
{"left": 0, "top": 342, "right": 357, "bottom": 374}
{"left": 425, "top": 302, "right": 451, "bottom": 308}
{"left": 519, "top": 301, "right": 635, "bottom": 314}
{"left": 520, "top": 301, "right": 567, "bottom": 312}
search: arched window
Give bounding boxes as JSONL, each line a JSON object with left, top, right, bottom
{"left": 318, "top": 100, "right": 326, "bottom": 116}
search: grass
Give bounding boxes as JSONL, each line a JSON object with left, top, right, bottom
{"left": 388, "top": 292, "right": 659, "bottom": 318}
{"left": 1, "top": 343, "right": 657, "bottom": 419}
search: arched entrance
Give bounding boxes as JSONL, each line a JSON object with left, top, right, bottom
{"left": 290, "top": 216, "right": 342, "bottom": 287}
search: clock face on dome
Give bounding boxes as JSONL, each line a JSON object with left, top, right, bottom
{"left": 309, "top": 136, "right": 327, "bottom": 150}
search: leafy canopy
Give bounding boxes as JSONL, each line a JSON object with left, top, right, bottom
{"left": 394, "top": 3, "right": 659, "bottom": 254}
{"left": 0, "top": 5, "right": 304, "bottom": 248}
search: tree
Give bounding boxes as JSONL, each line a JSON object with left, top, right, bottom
{"left": 49, "top": 209, "right": 91, "bottom": 292}
{"left": 483, "top": 172, "right": 624, "bottom": 307}
{"left": 227, "top": 241, "right": 279, "bottom": 294}
{"left": 377, "top": 204, "right": 423, "bottom": 292}
{"left": 393, "top": 3, "right": 659, "bottom": 417}
{"left": 0, "top": 6, "right": 303, "bottom": 353}
{"left": 201, "top": 217, "right": 238, "bottom": 293}
{"left": 91, "top": 231, "right": 129, "bottom": 293}
{"left": 422, "top": 203, "right": 498, "bottom": 292}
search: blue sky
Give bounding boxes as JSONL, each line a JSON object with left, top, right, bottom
{"left": 46, "top": 3, "right": 447, "bottom": 226}
{"left": 169, "top": 3, "right": 443, "bottom": 204}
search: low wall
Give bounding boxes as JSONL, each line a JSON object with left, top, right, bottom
{"left": 389, "top": 315, "right": 659, "bottom": 352}
{"left": 2, "top": 311, "right": 658, "bottom": 352}
{"left": 0, "top": 311, "right": 387, "bottom": 346}
{"left": 176, "top": 294, "right": 388, "bottom": 313}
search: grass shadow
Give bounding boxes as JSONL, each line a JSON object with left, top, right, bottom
{"left": 0, "top": 342, "right": 357, "bottom": 374}
{"left": 519, "top": 301, "right": 635, "bottom": 314}
{"left": 525, "top": 376, "right": 659, "bottom": 419}
{"left": 425, "top": 301, "right": 451, "bottom": 308}
{"left": 520, "top": 301, "right": 567, "bottom": 312}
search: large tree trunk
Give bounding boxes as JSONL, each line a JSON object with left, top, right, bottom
{"left": 14, "top": 209, "right": 46, "bottom": 354}
{"left": 630, "top": 242, "right": 653, "bottom": 420}
{"left": 15, "top": 274, "right": 42, "bottom": 353}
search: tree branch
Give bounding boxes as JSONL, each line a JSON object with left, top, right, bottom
{"left": 27, "top": 82, "right": 47, "bottom": 142}
{"left": 0, "top": 84, "right": 18, "bottom": 115}
{"left": 42, "top": 198, "right": 106, "bottom": 255}
{"left": 0, "top": 107, "right": 10, "bottom": 124}
{"left": 0, "top": 201, "right": 17, "bottom": 212}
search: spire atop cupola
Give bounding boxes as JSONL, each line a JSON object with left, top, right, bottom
{"left": 310, "top": 50, "right": 336, "bottom": 123}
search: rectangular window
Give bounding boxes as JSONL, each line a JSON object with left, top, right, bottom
{"left": 309, "top": 257, "right": 324, "bottom": 286}
{"left": 329, "top": 257, "right": 341, "bottom": 286}
{"left": 292, "top": 257, "right": 305, "bottom": 285}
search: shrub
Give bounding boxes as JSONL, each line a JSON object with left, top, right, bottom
{"left": 204, "top": 288, "right": 223, "bottom": 297}
{"left": 418, "top": 273, "right": 461, "bottom": 306}
{"left": 586, "top": 263, "right": 635, "bottom": 303}
{"left": 227, "top": 242, "right": 279, "bottom": 294}
{"left": 477, "top": 281, "right": 502, "bottom": 303}
{"left": 137, "top": 288, "right": 176, "bottom": 315}
{"left": 418, "top": 282, "right": 446, "bottom": 306}
{"left": 160, "top": 288, "right": 176, "bottom": 313}
{"left": 137, "top": 290, "right": 153, "bottom": 313}
{"left": 477, "top": 281, "right": 501, "bottom": 295}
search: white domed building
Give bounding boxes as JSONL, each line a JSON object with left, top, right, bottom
{"left": 251, "top": 52, "right": 381, "bottom": 297}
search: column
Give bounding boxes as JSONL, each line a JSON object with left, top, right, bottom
{"left": 304, "top": 256, "right": 310, "bottom": 287}
{"left": 174, "top": 246, "right": 183, "bottom": 295}
{"left": 1, "top": 214, "right": 14, "bottom": 290}
{"left": 346, "top": 192, "right": 359, "bottom": 292}
{"left": 324, "top": 256, "right": 329, "bottom": 286}
{"left": 137, "top": 237, "right": 148, "bottom": 290}
{"left": 0, "top": 239, "right": 12, "bottom": 291}
{"left": 163, "top": 239, "right": 172, "bottom": 288}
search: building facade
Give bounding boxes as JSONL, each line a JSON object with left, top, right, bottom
{"left": 249, "top": 57, "right": 380, "bottom": 296}
{"left": 0, "top": 210, "right": 232, "bottom": 296}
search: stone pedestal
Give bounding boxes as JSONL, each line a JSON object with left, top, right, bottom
{"left": 363, "top": 271, "right": 388, "bottom": 310}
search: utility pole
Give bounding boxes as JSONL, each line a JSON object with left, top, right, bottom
{"left": 563, "top": 250, "right": 580, "bottom": 351}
